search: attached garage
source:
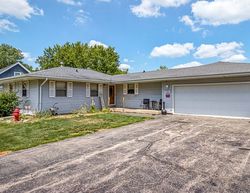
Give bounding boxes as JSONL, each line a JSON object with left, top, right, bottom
{"left": 173, "top": 83, "right": 250, "bottom": 118}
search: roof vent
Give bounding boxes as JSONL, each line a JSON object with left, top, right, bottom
{"left": 143, "top": 70, "right": 146, "bottom": 73}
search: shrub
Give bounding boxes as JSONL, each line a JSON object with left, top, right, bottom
{"left": 0, "top": 92, "right": 19, "bottom": 117}
{"left": 88, "top": 105, "right": 98, "bottom": 113}
{"left": 73, "top": 105, "right": 88, "bottom": 115}
{"left": 102, "top": 108, "right": 110, "bottom": 113}
{"left": 35, "top": 111, "right": 52, "bottom": 118}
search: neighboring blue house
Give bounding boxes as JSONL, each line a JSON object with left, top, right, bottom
{"left": 0, "top": 62, "right": 30, "bottom": 92}
{"left": 0, "top": 62, "right": 30, "bottom": 79}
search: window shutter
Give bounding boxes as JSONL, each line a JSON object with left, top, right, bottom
{"left": 135, "top": 83, "right": 139, "bottom": 95}
{"left": 26, "top": 81, "right": 30, "bottom": 97}
{"left": 67, "top": 82, "right": 73, "bottom": 97}
{"left": 123, "top": 84, "right": 127, "bottom": 95}
{"left": 17, "top": 82, "right": 22, "bottom": 97}
{"left": 86, "top": 83, "right": 90, "bottom": 97}
{"left": 49, "top": 81, "right": 55, "bottom": 98}
{"left": 98, "top": 84, "right": 103, "bottom": 96}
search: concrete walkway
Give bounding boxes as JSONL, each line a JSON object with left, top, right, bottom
{"left": 0, "top": 115, "right": 249, "bottom": 193}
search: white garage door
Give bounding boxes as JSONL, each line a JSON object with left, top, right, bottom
{"left": 174, "top": 83, "right": 250, "bottom": 118}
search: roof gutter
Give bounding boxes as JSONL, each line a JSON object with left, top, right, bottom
{"left": 39, "top": 78, "right": 48, "bottom": 112}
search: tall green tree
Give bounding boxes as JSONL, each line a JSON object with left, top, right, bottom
{"left": 36, "top": 42, "right": 124, "bottom": 75}
{"left": 158, "top": 65, "right": 168, "bottom": 70}
{"left": 0, "top": 44, "right": 33, "bottom": 71}
{"left": 0, "top": 44, "right": 23, "bottom": 68}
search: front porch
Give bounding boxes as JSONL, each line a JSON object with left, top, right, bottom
{"left": 110, "top": 108, "right": 161, "bottom": 115}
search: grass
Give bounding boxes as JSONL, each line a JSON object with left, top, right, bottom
{"left": 0, "top": 113, "right": 150, "bottom": 152}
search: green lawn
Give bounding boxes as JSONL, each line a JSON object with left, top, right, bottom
{"left": 0, "top": 113, "right": 150, "bottom": 152}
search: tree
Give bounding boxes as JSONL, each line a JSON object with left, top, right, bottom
{"left": 36, "top": 42, "right": 125, "bottom": 75}
{"left": 158, "top": 65, "right": 168, "bottom": 70}
{"left": 0, "top": 44, "right": 33, "bottom": 71}
{"left": 0, "top": 44, "right": 23, "bottom": 68}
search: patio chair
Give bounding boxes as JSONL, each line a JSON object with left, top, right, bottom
{"left": 143, "top": 99, "right": 150, "bottom": 109}
{"left": 159, "top": 99, "right": 162, "bottom": 110}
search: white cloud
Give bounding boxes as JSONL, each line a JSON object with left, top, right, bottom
{"left": 119, "top": 64, "right": 131, "bottom": 71}
{"left": 88, "top": 40, "right": 108, "bottom": 48}
{"left": 150, "top": 43, "right": 194, "bottom": 58}
{"left": 123, "top": 58, "right": 135, "bottom": 63}
{"left": 57, "top": 0, "right": 82, "bottom": 6}
{"left": 0, "top": 19, "right": 19, "bottom": 32}
{"left": 194, "top": 42, "right": 246, "bottom": 62}
{"left": 96, "top": 0, "right": 111, "bottom": 2}
{"left": 172, "top": 61, "right": 203, "bottom": 69}
{"left": 22, "top": 52, "right": 36, "bottom": 62}
{"left": 222, "top": 54, "right": 247, "bottom": 63}
{"left": 74, "top": 9, "right": 89, "bottom": 25}
{"left": 0, "top": 0, "right": 43, "bottom": 20}
{"left": 191, "top": 0, "right": 250, "bottom": 26}
{"left": 131, "top": 0, "right": 189, "bottom": 18}
{"left": 180, "top": 15, "right": 202, "bottom": 32}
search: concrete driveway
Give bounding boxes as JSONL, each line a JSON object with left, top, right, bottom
{"left": 0, "top": 115, "right": 250, "bottom": 193}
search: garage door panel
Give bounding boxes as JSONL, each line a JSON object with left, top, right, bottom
{"left": 174, "top": 84, "right": 250, "bottom": 118}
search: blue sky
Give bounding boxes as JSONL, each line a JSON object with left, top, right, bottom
{"left": 0, "top": 0, "right": 250, "bottom": 72}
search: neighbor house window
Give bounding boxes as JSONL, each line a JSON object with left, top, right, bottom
{"left": 22, "top": 82, "right": 28, "bottom": 97}
{"left": 14, "top": 72, "right": 22, "bottom": 76}
{"left": 128, "top": 84, "right": 135, "bottom": 94}
{"left": 56, "top": 82, "right": 67, "bottom": 97}
{"left": 90, "top": 84, "right": 98, "bottom": 97}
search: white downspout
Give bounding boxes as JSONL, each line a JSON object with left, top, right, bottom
{"left": 39, "top": 78, "right": 48, "bottom": 112}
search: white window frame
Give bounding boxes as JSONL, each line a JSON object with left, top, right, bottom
{"left": 90, "top": 83, "right": 99, "bottom": 97}
{"left": 55, "top": 81, "right": 67, "bottom": 97}
{"left": 22, "top": 81, "right": 29, "bottom": 97}
{"left": 14, "top": 72, "right": 22, "bottom": 76}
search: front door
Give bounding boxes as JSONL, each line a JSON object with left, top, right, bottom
{"left": 109, "top": 85, "right": 115, "bottom": 106}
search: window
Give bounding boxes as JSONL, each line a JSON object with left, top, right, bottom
{"left": 128, "top": 84, "right": 135, "bottom": 94}
{"left": 56, "top": 82, "right": 67, "bottom": 97}
{"left": 0, "top": 85, "right": 3, "bottom": 92}
{"left": 90, "top": 84, "right": 98, "bottom": 97}
{"left": 14, "top": 72, "right": 22, "bottom": 76}
{"left": 22, "top": 82, "right": 27, "bottom": 97}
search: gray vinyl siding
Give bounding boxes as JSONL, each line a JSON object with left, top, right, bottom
{"left": 116, "top": 82, "right": 162, "bottom": 109}
{"left": 41, "top": 81, "right": 108, "bottom": 114}
{"left": 0, "top": 65, "right": 29, "bottom": 79}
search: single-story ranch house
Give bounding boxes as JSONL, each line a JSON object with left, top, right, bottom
{"left": 0, "top": 61, "right": 250, "bottom": 118}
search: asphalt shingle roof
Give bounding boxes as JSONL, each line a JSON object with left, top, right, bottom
{"left": 112, "top": 62, "right": 250, "bottom": 82}
{"left": 28, "top": 66, "right": 112, "bottom": 82}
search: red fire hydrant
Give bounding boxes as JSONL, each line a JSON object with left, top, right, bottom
{"left": 12, "top": 107, "right": 21, "bottom": 122}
